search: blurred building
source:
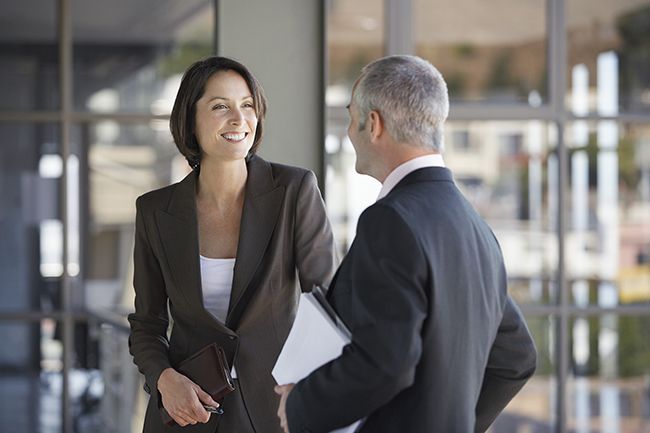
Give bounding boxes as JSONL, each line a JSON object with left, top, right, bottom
{"left": 0, "top": 0, "right": 649, "bottom": 432}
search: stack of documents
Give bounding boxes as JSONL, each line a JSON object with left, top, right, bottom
{"left": 272, "top": 286, "right": 362, "bottom": 433}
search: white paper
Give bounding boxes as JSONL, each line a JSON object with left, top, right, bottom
{"left": 273, "top": 291, "right": 362, "bottom": 433}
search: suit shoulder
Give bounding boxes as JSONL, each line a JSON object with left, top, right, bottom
{"left": 268, "top": 161, "right": 313, "bottom": 186}
{"left": 135, "top": 181, "right": 178, "bottom": 210}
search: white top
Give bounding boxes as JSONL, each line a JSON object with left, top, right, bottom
{"left": 200, "top": 255, "right": 238, "bottom": 378}
{"left": 200, "top": 256, "right": 236, "bottom": 324}
{"left": 377, "top": 154, "right": 446, "bottom": 201}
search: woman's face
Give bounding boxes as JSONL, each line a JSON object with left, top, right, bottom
{"left": 194, "top": 70, "right": 258, "bottom": 163}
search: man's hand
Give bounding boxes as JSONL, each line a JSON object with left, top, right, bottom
{"left": 274, "top": 383, "right": 296, "bottom": 433}
{"left": 157, "top": 368, "right": 219, "bottom": 426}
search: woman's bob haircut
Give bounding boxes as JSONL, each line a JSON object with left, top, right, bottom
{"left": 170, "top": 56, "right": 268, "bottom": 168}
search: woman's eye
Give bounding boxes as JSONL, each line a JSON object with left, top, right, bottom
{"left": 243, "top": 102, "right": 254, "bottom": 109}
{"left": 212, "top": 104, "right": 227, "bottom": 110}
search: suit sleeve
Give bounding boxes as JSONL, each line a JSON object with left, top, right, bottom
{"left": 293, "top": 170, "right": 339, "bottom": 291}
{"left": 127, "top": 196, "right": 172, "bottom": 395}
{"left": 474, "top": 296, "right": 537, "bottom": 432}
{"left": 286, "top": 204, "right": 428, "bottom": 433}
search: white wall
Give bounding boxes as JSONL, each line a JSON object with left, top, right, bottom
{"left": 218, "top": 0, "right": 324, "bottom": 179}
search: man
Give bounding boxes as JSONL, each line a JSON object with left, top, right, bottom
{"left": 275, "top": 55, "right": 537, "bottom": 433}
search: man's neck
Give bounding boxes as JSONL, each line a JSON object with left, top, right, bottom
{"left": 376, "top": 145, "right": 439, "bottom": 183}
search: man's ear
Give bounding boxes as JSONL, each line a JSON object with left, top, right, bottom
{"left": 368, "top": 110, "right": 383, "bottom": 142}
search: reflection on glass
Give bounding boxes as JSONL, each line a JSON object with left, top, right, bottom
{"left": 84, "top": 123, "right": 183, "bottom": 313}
{"left": 489, "top": 316, "right": 555, "bottom": 432}
{"left": 567, "top": 123, "right": 650, "bottom": 306}
{"left": 0, "top": 123, "right": 61, "bottom": 312}
{"left": 568, "top": 315, "right": 650, "bottom": 432}
{"left": 327, "top": 0, "right": 384, "bottom": 107}
{"left": 414, "top": 0, "right": 547, "bottom": 104}
{"left": 72, "top": 0, "right": 214, "bottom": 113}
{"left": 0, "top": 1, "right": 59, "bottom": 110}
{"left": 445, "top": 121, "right": 557, "bottom": 306}
{"left": 0, "top": 321, "right": 64, "bottom": 433}
{"left": 568, "top": 0, "right": 650, "bottom": 113}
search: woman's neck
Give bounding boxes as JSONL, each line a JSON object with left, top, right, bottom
{"left": 196, "top": 158, "right": 248, "bottom": 207}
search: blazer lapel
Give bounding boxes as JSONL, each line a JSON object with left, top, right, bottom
{"left": 154, "top": 170, "right": 236, "bottom": 336}
{"left": 226, "top": 156, "right": 284, "bottom": 329}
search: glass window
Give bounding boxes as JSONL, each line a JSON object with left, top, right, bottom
{"left": 568, "top": 314, "right": 650, "bottom": 431}
{"left": 82, "top": 122, "right": 183, "bottom": 313}
{"left": 567, "top": 0, "right": 650, "bottom": 114}
{"left": 414, "top": 0, "right": 547, "bottom": 105}
{"left": 446, "top": 121, "right": 558, "bottom": 306}
{"left": 488, "top": 315, "right": 556, "bottom": 432}
{"left": 566, "top": 123, "right": 650, "bottom": 307}
{"left": 0, "top": 1, "right": 59, "bottom": 110}
{"left": 72, "top": 0, "right": 214, "bottom": 113}
{"left": 0, "top": 123, "right": 62, "bottom": 313}
{"left": 326, "top": 0, "right": 385, "bottom": 252}
{"left": 0, "top": 320, "right": 63, "bottom": 433}
{"left": 327, "top": 0, "right": 384, "bottom": 107}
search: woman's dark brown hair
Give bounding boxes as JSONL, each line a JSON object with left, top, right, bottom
{"left": 170, "top": 56, "right": 268, "bottom": 168}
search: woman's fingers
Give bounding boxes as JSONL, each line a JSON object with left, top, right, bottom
{"left": 171, "top": 409, "right": 196, "bottom": 426}
{"left": 195, "top": 386, "right": 220, "bottom": 409}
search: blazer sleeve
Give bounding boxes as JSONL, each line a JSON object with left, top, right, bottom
{"left": 286, "top": 204, "right": 428, "bottom": 433}
{"left": 127, "top": 196, "right": 172, "bottom": 395}
{"left": 293, "top": 170, "right": 338, "bottom": 291}
{"left": 474, "top": 296, "right": 537, "bottom": 432}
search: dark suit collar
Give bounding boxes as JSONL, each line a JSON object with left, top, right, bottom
{"left": 386, "top": 166, "right": 454, "bottom": 197}
{"left": 154, "top": 155, "right": 284, "bottom": 333}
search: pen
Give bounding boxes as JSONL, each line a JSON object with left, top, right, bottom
{"left": 204, "top": 405, "right": 224, "bottom": 415}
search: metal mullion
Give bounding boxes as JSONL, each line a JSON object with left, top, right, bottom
{"left": 566, "top": 112, "right": 650, "bottom": 123}
{"left": 547, "top": 0, "right": 569, "bottom": 431}
{"left": 450, "top": 104, "right": 555, "bottom": 121}
{"left": 0, "top": 311, "right": 88, "bottom": 321}
{"left": 385, "top": 0, "right": 413, "bottom": 55}
{"left": 0, "top": 112, "right": 61, "bottom": 123}
{"left": 520, "top": 304, "right": 650, "bottom": 316}
{"left": 70, "top": 112, "right": 171, "bottom": 122}
{"left": 58, "top": 0, "right": 73, "bottom": 431}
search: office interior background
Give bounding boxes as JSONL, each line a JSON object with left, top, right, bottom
{"left": 1, "top": 0, "right": 649, "bottom": 432}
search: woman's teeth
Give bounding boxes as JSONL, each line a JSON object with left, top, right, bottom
{"left": 222, "top": 132, "right": 246, "bottom": 142}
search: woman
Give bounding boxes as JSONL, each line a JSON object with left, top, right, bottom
{"left": 128, "top": 56, "right": 338, "bottom": 433}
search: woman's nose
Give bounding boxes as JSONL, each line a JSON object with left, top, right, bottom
{"left": 229, "top": 108, "right": 244, "bottom": 124}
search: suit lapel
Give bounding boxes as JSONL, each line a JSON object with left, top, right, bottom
{"left": 153, "top": 157, "right": 284, "bottom": 332}
{"left": 226, "top": 156, "right": 284, "bottom": 328}
{"left": 154, "top": 170, "right": 236, "bottom": 335}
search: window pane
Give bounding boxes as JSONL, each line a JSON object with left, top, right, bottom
{"left": 415, "top": 0, "right": 547, "bottom": 105}
{"left": 0, "top": 1, "right": 59, "bottom": 110}
{"left": 82, "top": 122, "right": 182, "bottom": 312}
{"left": 88, "top": 320, "right": 144, "bottom": 432}
{"left": 72, "top": 0, "right": 214, "bottom": 113}
{"left": 0, "top": 320, "right": 63, "bottom": 433}
{"left": 446, "top": 121, "right": 558, "bottom": 306}
{"left": 0, "top": 123, "right": 63, "bottom": 313}
{"left": 327, "top": 0, "right": 384, "bottom": 107}
{"left": 566, "top": 123, "right": 650, "bottom": 307}
{"left": 488, "top": 315, "right": 556, "bottom": 432}
{"left": 567, "top": 0, "right": 650, "bottom": 114}
{"left": 568, "top": 314, "right": 650, "bottom": 431}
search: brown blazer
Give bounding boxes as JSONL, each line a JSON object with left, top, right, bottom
{"left": 128, "top": 155, "right": 338, "bottom": 433}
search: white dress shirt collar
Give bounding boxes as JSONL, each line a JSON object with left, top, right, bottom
{"left": 377, "top": 154, "right": 446, "bottom": 200}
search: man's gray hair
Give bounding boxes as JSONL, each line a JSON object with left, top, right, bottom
{"left": 354, "top": 55, "right": 449, "bottom": 151}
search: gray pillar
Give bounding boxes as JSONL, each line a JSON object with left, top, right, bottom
{"left": 218, "top": 0, "right": 325, "bottom": 182}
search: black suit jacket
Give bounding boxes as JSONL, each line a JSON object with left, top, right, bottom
{"left": 286, "top": 167, "right": 537, "bottom": 433}
{"left": 128, "top": 155, "right": 338, "bottom": 433}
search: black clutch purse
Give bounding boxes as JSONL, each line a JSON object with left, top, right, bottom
{"left": 160, "top": 343, "right": 236, "bottom": 426}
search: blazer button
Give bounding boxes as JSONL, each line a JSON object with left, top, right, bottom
{"left": 229, "top": 335, "right": 236, "bottom": 340}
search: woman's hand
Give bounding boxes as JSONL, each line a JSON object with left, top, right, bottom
{"left": 157, "top": 368, "right": 220, "bottom": 426}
